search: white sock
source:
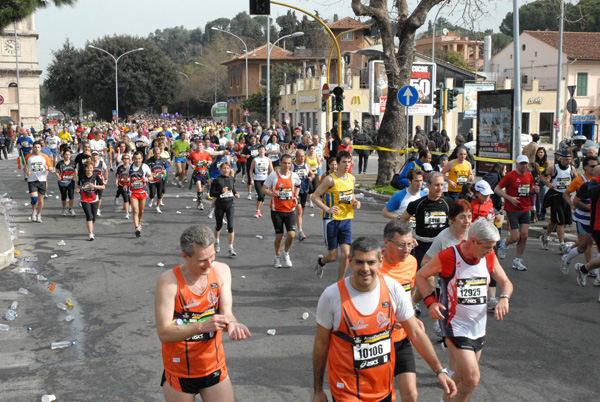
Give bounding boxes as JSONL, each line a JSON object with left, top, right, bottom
{"left": 566, "top": 246, "right": 580, "bottom": 263}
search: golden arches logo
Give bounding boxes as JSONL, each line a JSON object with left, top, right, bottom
{"left": 351, "top": 96, "right": 361, "bottom": 105}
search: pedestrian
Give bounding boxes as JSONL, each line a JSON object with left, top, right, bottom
{"left": 146, "top": 144, "right": 169, "bottom": 214}
{"left": 312, "top": 236, "right": 456, "bottom": 402}
{"left": 521, "top": 133, "right": 540, "bottom": 163}
{"left": 90, "top": 150, "right": 108, "bottom": 216}
{"left": 55, "top": 148, "right": 77, "bottom": 216}
{"left": 534, "top": 147, "right": 551, "bottom": 220}
{"left": 292, "top": 149, "right": 315, "bottom": 241}
{"left": 209, "top": 162, "right": 239, "bottom": 257}
{"left": 171, "top": 132, "right": 191, "bottom": 187}
{"left": 416, "top": 219, "right": 513, "bottom": 402}
{"left": 76, "top": 160, "right": 105, "bottom": 240}
{"left": 241, "top": 135, "right": 261, "bottom": 200}
{"left": 382, "top": 168, "right": 425, "bottom": 221}
{"left": 114, "top": 153, "right": 132, "bottom": 219}
{"left": 494, "top": 155, "right": 539, "bottom": 271}
{"left": 128, "top": 151, "right": 152, "bottom": 237}
{"left": 187, "top": 138, "right": 212, "bottom": 211}
{"left": 354, "top": 130, "right": 372, "bottom": 174}
{"left": 234, "top": 136, "right": 247, "bottom": 183}
{"left": 155, "top": 225, "right": 251, "bottom": 402}
{"left": 312, "top": 151, "right": 361, "bottom": 279}
{"left": 23, "top": 141, "right": 52, "bottom": 223}
{"left": 265, "top": 134, "right": 281, "bottom": 167}
{"left": 248, "top": 145, "right": 273, "bottom": 219}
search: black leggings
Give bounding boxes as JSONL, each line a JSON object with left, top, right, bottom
{"left": 0, "top": 145, "right": 7, "bottom": 159}
{"left": 149, "top": 181, "right": 164, "bottom": 199}
{"left": 96, "top": 189, "right": 103, "bottom": 200}
{"left": 81, "top": 201, "right": 98, "bottom": 222}
{"left": 116, "top": 186, "right": 130, "bottom": 203}
{"left": 59, "top": 182, "right": 75, "bottom": 201}
{"left": 236, "top": 160, "right": 247, "bottom": 176}
{"left": 309, "top": 176, "right": 318, "bottom": 194}
{"left": 162, "top": 178, "right": 167, "bottom": 195}
{"left": 215, "top": 204, "right": 234, "bottom": 233}
{"left": 254, "top": 180, "right": 265, "bottom": 202}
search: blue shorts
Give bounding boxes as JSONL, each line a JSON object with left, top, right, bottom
{"left": 323, "top": 219, "right": 352, "bottom": 250}
{"left": 49, "top": 149, "right": 59, "bottom": 156}
{"left": 576, "top": 221, "right": 592, "bottom": 235}
{"left": 192, "top": 175, "right": 208, "bottom": 185}
{"left": 174, "top": 157, "right": 186, "bottom": 164}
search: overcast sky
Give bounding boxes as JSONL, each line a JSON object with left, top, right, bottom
{"left": 33, "top": 0, "right": 515, "bottom": 81}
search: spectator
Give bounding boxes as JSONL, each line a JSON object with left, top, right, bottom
{"left": 522, "top": 133, "right": 540, "bottom": 163}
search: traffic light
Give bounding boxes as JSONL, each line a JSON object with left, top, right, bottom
{"left": 447, "top": 88, "right": 462, "bottom": 110}
{"left": 332, "top": 86, "right": 344, "bottom": 112}
{"left": 434, "top": 89, "right": 442, "bottom": 110}
{"left": 321, "top": 98, "right": 327, "bottom": 112}
{"left": 250, "top": 0, "right": 270, "bottom": 15}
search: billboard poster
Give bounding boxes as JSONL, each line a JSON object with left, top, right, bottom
{"left": 369, "top": 60, "right": 387, "bottom": 116}
{"left": 407, "top": 62, "right": 436, "bottom": 116}
{"left": 476, "top": 90, "right": 514, "bottom": 174}
{"left": 463, "top": 82, "right": 495, "bottom": 118}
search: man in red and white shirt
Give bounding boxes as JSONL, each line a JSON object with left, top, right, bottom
{"left": 24, "top": 142, "right": 52, "bottom": 223}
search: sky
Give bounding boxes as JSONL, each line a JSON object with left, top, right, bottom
{"left": 33, "top": 0, "right": 516, "bottom": 81}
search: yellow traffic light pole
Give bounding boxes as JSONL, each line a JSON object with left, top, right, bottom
{"left": 272, "top": 1, "right": 343, "bottom": 140}
{"left": 442, "top": 89, "right": 447, "bottom": 131}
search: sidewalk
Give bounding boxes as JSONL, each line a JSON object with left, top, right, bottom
{"left": 0, "top": 166, "right": 16, "bottom": 270}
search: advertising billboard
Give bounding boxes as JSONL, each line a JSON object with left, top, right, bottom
{"left": 476, "top": 90, "right": 514, "bottom": 174}
{"left": 463, "top": 82, "right": 496, "bottom": 118}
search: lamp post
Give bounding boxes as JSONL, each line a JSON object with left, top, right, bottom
{"left": 211, "top": 27, "right": 248, "bottom": 100}
{"left": 194, "top": 62, "right": 217, "bottom": 105}
{"left": 178, "top": 72, "right": 190, "bottom": 118}
{"left": 267, "top": 31, "right": 304, "bottom": 123}
{"left": 88, "top": 45, "right": 144, "bottom": 121}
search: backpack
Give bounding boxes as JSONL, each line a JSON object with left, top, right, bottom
{"left": 390, "top": 154, "right": 418, "bottom": 190}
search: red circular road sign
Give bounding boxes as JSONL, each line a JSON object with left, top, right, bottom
{"left": 0, "top": 95, "right": 4, "bottom": 105}
{"left": 285, "top": 115, "right": 290, "bottom": 124}
{"left": 322, "top": 83, "right": 330, "bottom": 100}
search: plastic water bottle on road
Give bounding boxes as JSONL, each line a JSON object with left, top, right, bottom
{"left": 5, "top": 310, "right": 17, "bottom": 320}
{"left": 56, "top": 303, "right": 67, "bottom": 311}
{"left": 51, "top": 341, "right": 75, "bottom": 349}
{"left": 18, "top": 288, "right": 28, "bottom": 295}
{"left": 10, "top": 301, "right": 18, "bottom": 310}
{"left": 0, "top": 324, "right": 9, "bottom": 331}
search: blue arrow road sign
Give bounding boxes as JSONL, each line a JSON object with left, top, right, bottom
{"left": 397, "top": 85, "right": 419, "bottom": 107}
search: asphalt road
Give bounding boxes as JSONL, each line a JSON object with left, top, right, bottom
{"left": 0, "top": 155, "right": 598, "bottom": 402}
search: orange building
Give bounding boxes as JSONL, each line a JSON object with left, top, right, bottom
{"left": 415, "top": 31, "right": 483, "bottom": 70}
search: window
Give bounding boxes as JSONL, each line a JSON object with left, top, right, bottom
{"left": 539, "top": 112, "right": 554, "bottom": 143}
{"left": 342, "top": 32, "right": 353, "bottom": 41}
{"left": 260, "top": 65, "right": 267, "bottom": 86}
{"left": 8, "top": 82, "right": 17, "bottom": 102}
{"left": 577, "top": 73, "right": 588, "bottom": 96}
{"left": 522, "top": 112, "right": 530, "bottom": 134}
{"left": 229, "top": 73, "right": 233, "bottom": 88}
{"left": 522, "top": 75, "right": 528, "bottom": 84}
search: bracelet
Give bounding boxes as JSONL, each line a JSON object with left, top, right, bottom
{"left": 423, "top": 291, "right": 439, "bottom": 308}
{"left": 499, "top": 294, "right": 510, "bottom": 301}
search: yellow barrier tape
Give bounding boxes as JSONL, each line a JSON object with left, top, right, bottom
{"left": 352, "top": 145, "right": 517, "bottom": 164}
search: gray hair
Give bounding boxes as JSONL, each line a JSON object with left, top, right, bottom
{"left": 383, "top": 220, "right": 412, "bottom": 240}
{"left": 468, "top": 218, "right": 500, "bottom": 243}
{"left": 426, "top": 171, "right": 444, "bottom": 185}
{"left": 180, "top": 225, "right": 215, "bottom": 256}
{"left": 350, "top": 237, "right": 382, "bottom": 260}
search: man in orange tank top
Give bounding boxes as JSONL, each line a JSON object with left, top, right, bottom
{"left": 155, "top": 225, "right": 251, "bottom": 402}
{"left": 313, "top": 237, "right": 456, "bottom": 402}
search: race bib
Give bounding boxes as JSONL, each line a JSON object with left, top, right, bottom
{"left": 352, "top": 337, "right": 391, "bottom": 370}
{"left": 131, "top": 180, "right": 144, "bottom": 189}
{"left": 402, "top": 283, "right": 412, "bottom": 291}
{"left": 557, "top": 178, "right": 569, "bottom": 190}
{"left": 457, "top": 175, "right": 468, "bottom": 185}
{"left": 339, "top": 190, "right": 353, "bottom": 204}
{"left": 278, "top": 188, "right": 292, "bottom": 200}
{"left": 62, "top": 173, "right": 74, "bottom": 182}
{"left": 517, "top": 183, "right": 530, "bottom": 197}
{"left": 32, "top": 162, "right": 44, "bottom": 172}
{"left": 424, "top": 211, "right": 447, "bottom": 227}
{"left": 221, "top": 190, "right": 234, "bottom": 198}
{"left": 251, "top": 149, "right": 259, "bottom": 157}
{"left": 296, "top": 168, "right": 307, "bottom": 179}
{"left": 409, "top": 216, "right": 417, "bottom": 229}
{"left": 457, "top": 277, "right": 487, "bottom": 305}
{"left": 179, "top": 152, "right": 189, "bottom": 158}
{"left": 257, "top": 162, "right": 268, "bottom": 174}
{"left": 81, "top": 183, "right": 93, "bottom": 192}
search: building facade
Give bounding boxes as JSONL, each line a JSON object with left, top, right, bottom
{"left": 415, "top": 30, "right": 484, "bottom": 70}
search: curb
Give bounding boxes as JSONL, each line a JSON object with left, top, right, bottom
{"left": 0, "top": 160, "right": 17, "bottom": 270}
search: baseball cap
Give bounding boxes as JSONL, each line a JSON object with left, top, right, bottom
{"left": 474, "top": 180, "right": 494, "bottom": 195}
{"left": 516, "top": 155, "right": 529, "bottom": 164}
{"left": 91, "top": 150, "right": 99, "bottom": 155}
{"left": 422, "top": 163, "right": 433, "bottom": 172}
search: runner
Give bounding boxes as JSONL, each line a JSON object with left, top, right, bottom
{"left": 539, "top": 150, "right": 577, "bottom": 253}
{"left": 172, "top": 132, "right": 191, "bottom": 188}
{"left": 312, "top": 151, "right": 361, "bottom": 280}
{"left": 209, "top": 162, "right": 239, "bottom": 257}
{"left": 188, "top": 139, "right": 213, "bottom": 211}
{"left": 55, "top": 149, "right": 77, "bottom": 216}
{"left": 128, "top": 151, "right": 153, "bottom": 237}
{"left": 207, "top": 147, "right": 231, "bottom": 219}
{"left": 146, "top": 144, "right": 169, "bottom": 214}
{"left": 91, "top": 150, "right": 108, "bottom": 216}
{"left": 441, "top": 146, "right": 474, "bottom": 201}
{"left": 313, "top": 236, "right": 456, "bottom": 402}
{"left": 265, "top": 134, "right": 281, "bottom": 167}
{"left": 494, "top": 155, "right": 539, "bottom": 271}
{"left": 155, "top": 225, "right": 251, "bottom": 402}
{"left": 262, "top": 154, "right": 301, "bottom": 268}
{"left": 241, "top": 135, "right": 261, "bottom": 199}
{"left": 292, "top": 149, "right": 315, "bottom": 240}
{"left": 131, "top": 128, "right": 150, "bottom": 160}
{"left": 75, "top": 143, "right": 93, "bottom": 182}
{"left": 45, "top": 129, "right": 60, "bottom": 167}
{"left": 23, "top": 141, "right": 52, "bottom": 223}
{"left": 76, "top": 161, "right": 105, "bottom": 240}
{"left": 382, "top": 168, "right": 425, "bottom": 221}
{"left": 416, "top": 219, "right": 513, "bottom": 402}
{"left": 115, "top": 153, "right": 132, "bottom": 219}
{"left": 248, "top": 145, "right": 273, "bottom": 219}
{"left": 234, "top": 136, "right": 247, "bottom": 183}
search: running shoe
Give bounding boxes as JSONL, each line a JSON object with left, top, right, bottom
{"left": 254, "top": 210, "right": 260, "bottom": 218}
{"left": 206, "top": 195, "right": 213, "bottom": 200}
{"left": 223, "top": 217, "right": 227, "bottom": 224}
{"left": 487, "top": 297, "right": 499, "bottom": 311}
{"left": 184, "top": 179, "right": 188, "bottom": 183}
{"left": 62, "top": 209, "right": 68, "bottom": 216}
{"left": 125, "top": 213, "right": 130, "bottom": 220}
{"left": 97, "top": 209, "right": 102, "bottom": 217}
{"left": 315, "top": 255, "right": 324, "bottom": 278}
{"left": 197, "top": 201, "right": 204, "bottom": 210}
{"left": 160, "top": 201, "right": 165, "bottom": 206}
{"left": 177, "top": 181, "right": 183, "bottom": 188}
{"left": 89, "top": 233, "right": 95, "bottom": 241}
{"left": 560, "top": 254, "right": 570, "bottom": 275}
{"left": 135, "top": 226, "right": 141, "bottom": 238}
{"left": 511, "top": 258, "right": 527, "bottom": 271}
{"left": 413, "top": 303, "right": 421, "bottom": 316}
{"left": 558, "top": 243, "right": 568, "bottom": 255}
{"left": 69, "top": 209, "right": 76, "bottom": 217}
{"left": 588, "top": 268, "right": 599, "bottom": 277}
{"left": 156, "top": 207, "right": 162, "bottom": 214}
{"left": 282, "top": 253, "right": 292, "bottom": 268}
{"left": 593, "top": 278, "right": 600, "bottom": 287}
{"left": 309, "top": 200, "right": 315, "bottom": 208}
{"left": 274, "top": 255, "right": 282, "bottom": 268}
{"left": 110, "top": 167, "right": 114, "bottom": 172}
{"left": 113, "top": 198, "right": 119, "bottom": 206}
{"left": 541, "top": 235, "right": 549, "bottom": 250}
{"left": 298, "top": 230, "right": 306, "bottom": 241}
{"left": 247, "top": 193, "right": 252, "bottom": 200}
{"left": 214, "top": 242, "right": 221, "bottom": 253}
{"left": 36, "top": 215, "right": 42, "bottom": 223}
{"left": 148, "top": 198, "right": 153, "bottom": 207}
{"left": 258, "top": 211, "right": 262, "bottom": 218}
{"left": 575, "top": 263, "right": 587, "bottom": 287}
{"left": 496, "top": 239, "right": 507, "bottom": 259}
{"left": 31, "top": 211, "right": 37, "bottom": 222}
{"left": 228, "top": 247, "right": 237, "bottom": 257}
{"left": 208, "top": 208, "right": 214, "bottom": 219}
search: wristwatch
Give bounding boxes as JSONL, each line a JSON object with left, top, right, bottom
{"left": 436, "top": 367, "right": 449, "bottom": 376}
{"left": 499, "top": 294, "right": 510, "bottom": 301}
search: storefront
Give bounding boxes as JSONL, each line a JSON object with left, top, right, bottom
{"left": 571, "top": 110, "right": 599, "bottom": 142}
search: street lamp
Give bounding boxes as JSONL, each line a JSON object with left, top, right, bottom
{"left": 211, "top": 27, "right": 248, "bottom": 100}
{"left": 178, "top": 72, "right": 190, "bottom": 118}
{"left": 88, "top": 45, "right": 144, "bottom": 121}
{"left": 194, "top": 62, "right": 217, "bottom": 105}
{"left": 267, "top": 31, "right": 304, "bottom": 122}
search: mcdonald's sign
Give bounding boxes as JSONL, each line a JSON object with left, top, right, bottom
{"left": 350, "top": 96, "right": 361, "bottom": 105}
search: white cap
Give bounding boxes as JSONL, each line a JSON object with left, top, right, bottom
{"left": 422, "top": 163, "right": 433, "bottom": 172}
{"left": 474, "top": 180, "right": 494, "bottom": 195}
{"left": 516, "top": 155, "right": 529, "bottom": 164}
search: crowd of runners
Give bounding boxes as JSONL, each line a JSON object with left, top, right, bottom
{"left": 3, "top": 117, "right": 599, "bottom": 402}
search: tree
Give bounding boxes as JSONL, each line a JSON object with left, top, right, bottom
{"left": 499, "top": 0, "right": 581, "bottom": 36}
{"left": 44, "top": 38, "right": 82, "bottom": 119}
{"left": 0, "top": 0, "right": 76, "bottom": 30}
{"left": 148, "top": 26, "right": 203, "bottom": 67}
{"left": 351, "top": 0, "right": 486, "bottom": 184}
{"left": 491, "top": 33, "right": 511, "bottom": 55}
{"left": 77, "top": 35, "right": 180, "bottom": 120}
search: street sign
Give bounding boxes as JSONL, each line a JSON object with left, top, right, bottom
{"left": 285, "top": 115, "right": 290, "bottom": 124}
{"left": 0, "top": 95, "right": 4, "bottom": 105}
{"left": 322, "top": 83, "right": 330, "bottom": 100}
{"left": 244, "top": 109, "right": 250, "bottom": 117}
{"left": 112, "top": 110, "right": 118, "bottom": 116}
{"left": 567, "top": 85, "right": 576, "bottom": 98}
{"left": 112, "top": 115, "right": 118, "bottom": 121}
{"left": 397, "top": 85, "right": 419, "bottom": 107}
{"left": 567, "top": 98, "right": 578, "bottom": 114}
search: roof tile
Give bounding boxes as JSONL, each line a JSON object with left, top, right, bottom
{"left": 525, "top": 30, "right": 600, "bottom": 60}
{"left": 328, "top": 17, "right": 366, "bottom": 30}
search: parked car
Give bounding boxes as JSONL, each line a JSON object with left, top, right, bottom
{"left": 465, "top": 134, "right": 532, "bottom": 155}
